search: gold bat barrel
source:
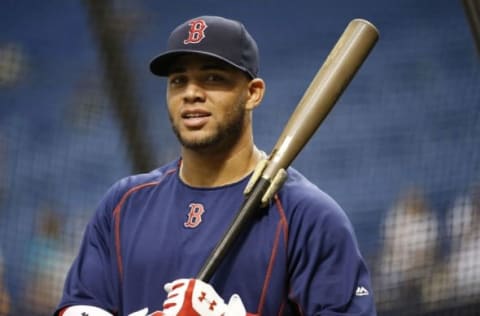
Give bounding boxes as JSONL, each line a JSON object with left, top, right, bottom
{"left": 261, "top": 19, "right": 379, "bottom": 181}
{"left": 197, "top": 19, "right": 379, "bottom": 282}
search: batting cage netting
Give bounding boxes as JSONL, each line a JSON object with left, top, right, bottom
{"left": 0, "top": 0, "right": 479, "bottom": 315}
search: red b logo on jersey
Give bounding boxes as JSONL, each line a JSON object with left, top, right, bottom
{"left": 183, "top": 19, "right": 208, "bottom": 44}
{"left": 184, "top": 203, "right": 205, "bottom": 228}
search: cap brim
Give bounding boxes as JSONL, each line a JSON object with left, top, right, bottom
{"left": 149, "top": 50, "right": 254, "bottom": 78}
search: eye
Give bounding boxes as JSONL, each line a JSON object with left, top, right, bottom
{"left": 205, "top": 73, "right": 226, "bottom": 83}
{"left": 204, "top": 69, "right": 229, "bottom": 84}
{"left": 169, "top": 75, "right": 186, "bottom": 87}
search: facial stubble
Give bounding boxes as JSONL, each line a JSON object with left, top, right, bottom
{"left": 170, "top": 100, "right": 247, "bottom": 152}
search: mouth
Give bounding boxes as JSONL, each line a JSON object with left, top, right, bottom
{"left": 182, "top": 112, "right": 210, "bottom": 119}
{"left": 181, "top": 110, "right": 211, "bottom": 128}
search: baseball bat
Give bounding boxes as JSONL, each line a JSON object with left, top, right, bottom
{"left": 197, "top": 18, "right": 379, "bottom": 282}
{"left": 462, "top": 0, "right": 480, "bottom": 56}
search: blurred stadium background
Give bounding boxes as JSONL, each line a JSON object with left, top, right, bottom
{"left": 0, "top": 0, "right": 479, "bottom": 315}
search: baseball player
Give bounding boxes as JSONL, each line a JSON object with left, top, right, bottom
{"left": 54, "top": 16, "right": 376, "bottom": 316}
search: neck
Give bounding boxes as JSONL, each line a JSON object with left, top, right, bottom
{"left": 179, "top": 144, "right": 265, "bottom": 187}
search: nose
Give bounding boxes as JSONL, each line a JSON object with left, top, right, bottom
{"left": 183, "top": 81, "right": 205, "bottom": 103}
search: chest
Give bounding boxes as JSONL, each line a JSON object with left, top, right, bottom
{"left": 114, "top": 182, "right": 289, "bottom": 313}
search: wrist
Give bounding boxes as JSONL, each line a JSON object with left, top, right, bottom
{"left": 61, "top": 305, "right": 113, "bottom": 316}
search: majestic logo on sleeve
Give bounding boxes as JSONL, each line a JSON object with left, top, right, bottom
{"left": 355, "top": 286, "right": 370, "bottom": 296}
{"left": 183, "top": 19, "right": 208, "bottom": 44}
{"left": 184, "top": 203, "right": 205, "bottom": 228}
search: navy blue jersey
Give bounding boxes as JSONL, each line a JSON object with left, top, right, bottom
{"left": 56, "top": 158, "right": 376, "bottom": 315}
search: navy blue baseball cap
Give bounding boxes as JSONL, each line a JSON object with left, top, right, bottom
{"left": 150, "top": 16, "right": 259, "bottom": 78}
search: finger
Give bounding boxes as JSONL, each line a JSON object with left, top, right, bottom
{"left": 164, "top": 278, "right": 188, "bottom": 292}
{"left": 226, "top": 294, "right": 246, "bottom": 315}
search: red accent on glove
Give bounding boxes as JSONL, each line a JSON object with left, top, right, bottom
{"left": 181, "top": 279, "right": 197, "bottom": 316}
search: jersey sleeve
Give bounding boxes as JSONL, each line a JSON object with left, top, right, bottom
{"left": 54, "top": 183, "right": 123, "bottom": 315}
{"left": 286, "top": 187, "right": 376, "bottom": 315}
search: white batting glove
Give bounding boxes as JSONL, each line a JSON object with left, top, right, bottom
{"left": 161, "top": 278, "right": 247, "bottom": 316}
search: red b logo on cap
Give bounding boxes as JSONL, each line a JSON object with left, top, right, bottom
{"left": 184, "top": 19, "right": 208, "bottom": 44}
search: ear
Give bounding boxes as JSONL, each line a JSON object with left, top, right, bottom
{"left": 245, "top": 78, "right": 265, "bottom": 110}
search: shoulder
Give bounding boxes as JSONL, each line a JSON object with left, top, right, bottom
{"left": 97, "top": 159, "right": 180, "bottom": 214}
{"left": 112, "top": 159, "right": 179, "bottom": 194}
{"left": 280, "top": 167, "right": 342, "bottom": 213}
{"left": 278, "top": 167, "right": 351, "bottom": 231}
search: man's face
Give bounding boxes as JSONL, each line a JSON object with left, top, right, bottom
{"left": 166, "top": 54, "right": 252, "bottom": 151}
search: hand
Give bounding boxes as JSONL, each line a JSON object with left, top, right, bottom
{"left": 162, "top": 278, "right": 247, "bottom": 316}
